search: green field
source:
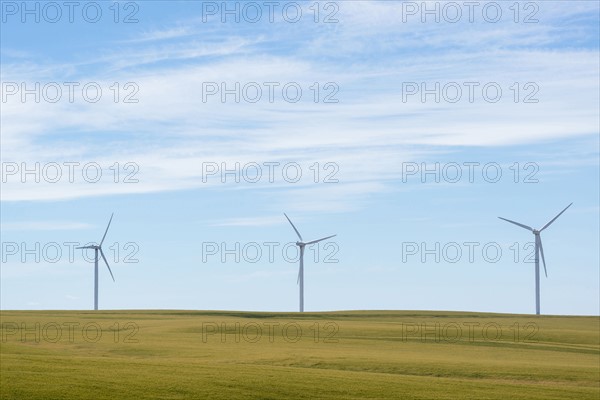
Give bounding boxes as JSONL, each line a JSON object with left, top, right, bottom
{"left": 1, "top": 310, "right": 598, "bottom": 399}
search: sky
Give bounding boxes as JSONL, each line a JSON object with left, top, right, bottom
{"left": 1, "top": 1, "right": 598, "bottom": 315}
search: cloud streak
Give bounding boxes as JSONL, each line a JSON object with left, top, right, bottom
{"left": 1, "top": 1, "right": 598, "bottom": 211}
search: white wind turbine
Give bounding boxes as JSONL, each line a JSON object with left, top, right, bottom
{"left": 284, "top": 213, "right": 336, "bottom": 312}
{"left": 498, "top": 203, "right": 572, "bottom": 315}
{"left": 77, "top": 213, "right": 115, "bottom": 310}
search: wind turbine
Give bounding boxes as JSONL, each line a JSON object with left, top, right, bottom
{"left": 498, "top": 203, "right": 572, "bottom": 315}
{"left": 284, "top": 213, "right": 336, "bottom": 312}
{"left": 77, "top": 213, "right": 115, "bottom": 310}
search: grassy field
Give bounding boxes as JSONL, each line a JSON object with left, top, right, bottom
{"left": 1, "top": 310, "right": 598, "bottom": 399}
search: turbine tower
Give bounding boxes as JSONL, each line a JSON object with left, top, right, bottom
{"left": 284, "top": 213, "right": 336, "bottom": 312}
{"left": 77, "top": 213, "right": 115, "bottom": 310}
{"left": 498, "top": 203, "right": 572, "bottom": 315}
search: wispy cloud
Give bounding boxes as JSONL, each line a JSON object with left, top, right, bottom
{"left": 1, "top": 221, "right": 93, "bottom": 231}
{"left": 129, "top": 26, "right": 196, "bottom": 43}
{"left": 1, "top": 2, "right": 598, "bottom": 211}
{"left": 209, "top": 216, "right": 285, "bottom": 227}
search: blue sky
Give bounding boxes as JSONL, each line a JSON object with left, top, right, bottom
{"left": 1, "top": 1, "right": 598, "bottom": 315}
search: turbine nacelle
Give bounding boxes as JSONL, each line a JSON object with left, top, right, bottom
{"left": 79, "top": 245, "right": 101, "bottom": 250}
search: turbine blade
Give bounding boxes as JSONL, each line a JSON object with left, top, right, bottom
{"left": 498, "top": 217, "right": 533, "bottom": 231}
{"left": 540, "top": 203, "right": 572, "bottom": 232}
{"left": 537, "top": 236, "right": 548, "bottom": 278}
{"left": 76, "top": 246, "right": 96, "bottom": 249}
{"left": 100, "top": 213, "right": 114, "bottom": 247}
{"left": 305, "top": 234, "right": 337, "bottom": 245}
{"left": 99, "top": 248, "right": 115, "bottom": 282}
{"left": 284, "top": 213, "right": 303, "bottom": 241}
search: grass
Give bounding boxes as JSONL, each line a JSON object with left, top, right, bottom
{"left": 1, "top": 310, "right": 598, "bottom": 399}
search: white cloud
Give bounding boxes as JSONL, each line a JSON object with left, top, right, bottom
{"left": 209, "top": 216, "right": 287, "bottom": 227}
{"left": 1, "top": 2, "right": 598, "bottom": 210}
{"left": 1, "top": 221, "right": 93, "bottom": 231}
